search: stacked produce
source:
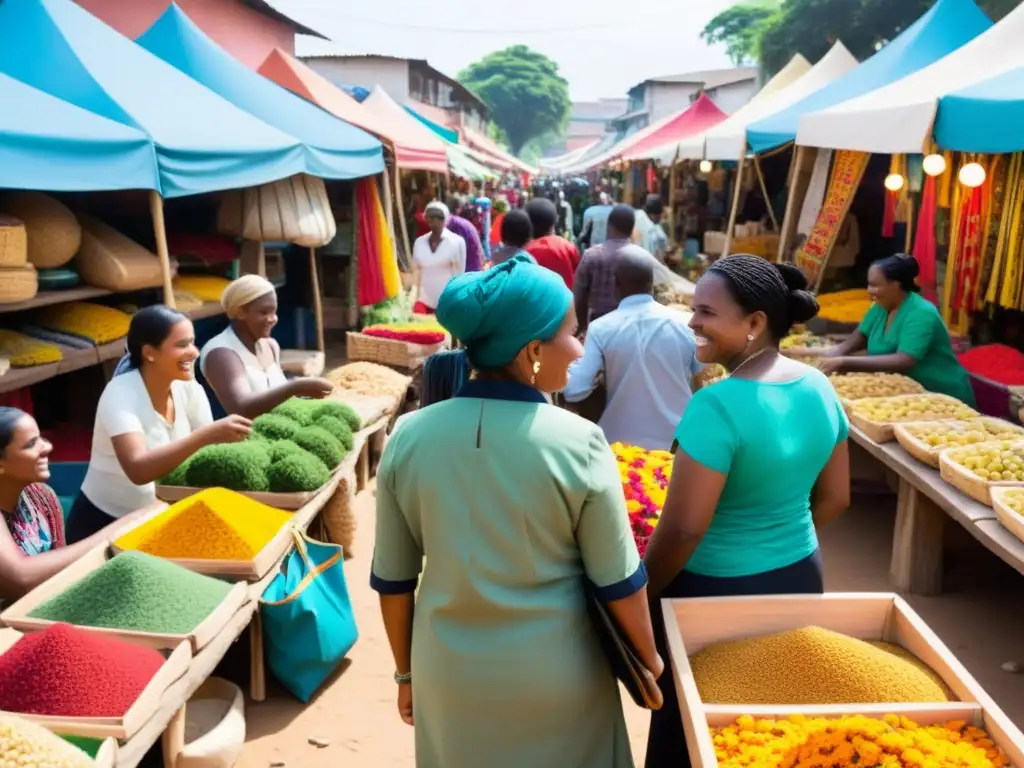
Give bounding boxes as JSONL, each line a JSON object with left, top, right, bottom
{"left": 0, "top": 624, "right": 164, "bottom": 717}
{"left": 35, "top": 302, "right": 131, "bottom": 344}
{"left": 363, "top": 293, "right": 413, "bottom": 326}
{"left": 0, "top": 715, "right": 97, "bottom": 767}
{"left": 361, "top": 322, "right": 446, "bottom": 345}
{"left": 690, "top": 626, "right": 949, "bottom": 705}
{"left": 780, "top": 330, "right": 830, "bottom": 350}
{"left": 958, "top": 344, "right": 1024, "bottom": 385}
{"left": 830, "top": 373, "right": 925, "bottom": 400}
{"left": 172, "top": 274, "right": 231, "bottom": 303}
{"left": 612, "top": 443, "right": 672, "bottom": 556}
{"left": 27, "top": 551, "right": 232, "bottom": 634}
{"left": 0, "top": 329, "right": 62, "bottom": 366}
{"left": 900, "top": 419, "right": 1024, "bottom": 449}
{"left": 326, "top": 361, "right": 411, "bottom": 401}
{"left": 996, "top": 488, "right": 1024, "bottom": 515}
{"left": 817, "top": 289, "right": 874, "bottom": 324}
{"left": 114, "top": 489, "right": 291, "bottom": 561}
{"left": 942, "top": 442, "right": 1024, "bottom": 482}
{"left": 850, "top": 394, "right": 978, "bottom": 424}
{"left": 711, "top": 714, "right": 1009, "bottom": 768}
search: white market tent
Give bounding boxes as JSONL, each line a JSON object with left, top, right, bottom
{"left": 539, "top": 141, "right": 600, "bottom": 173}
{"left": 645, "top": 53, "right": 814, "bottom": 164}
{"left": 796, "top": 2, "right": 1024, "bottom": 153}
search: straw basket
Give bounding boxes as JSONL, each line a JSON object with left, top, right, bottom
{"left": 0, "top": 265, "right": 37, "bottom": 304}
{"left": 1, "top": 192, "right": 81, "bottom": 269}
{"left": 320, "top": 475, "right": 356, "bottom": 559}
{"left": 0, "top": 215, "right": 27, "bottom": 268}
{"left": 346, "top": 331, "right": 448, "bottom": 370}
{"left": 74, "top": 215, "right": 163, "bottom": 291}
{"left": 892, "top": 422, "right": 961, "bottom": 468}
{"left": 991, "top": 487, "right": 1024, "bottom": 545}
{"left": 938, "top": 441, "right": 1024, "bottom": 506}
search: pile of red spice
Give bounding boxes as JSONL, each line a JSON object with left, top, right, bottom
{"left": 958, "top": 344, "right": 1024, "bottom": 386}
{"left": 362, "top": 327, "right": 446, "bottom": 345}
{"left": 0, "top": 624, "right": 164, "bottom": 717}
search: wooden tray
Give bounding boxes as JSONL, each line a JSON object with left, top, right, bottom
{"left": 848, "top": 394, "right": 978, "bottom": 443}
{"left": 938, "top": 441, "right": 1024, "bottom": 506}
{"left": 155, "top": 483, "right": 319, "bottom": 511}
{"left": 662, "top": 593, "right": 1024, "bottom": 768}
{"left": 0, "top": 545, "right": 249, "bottom": 653}
{"left": 830, "top": 373, "right": 925, "bottom": 403}
{"left": 895, "top": 419, "right": 1024, "bottom": 468}
{"left": 0, "top": 632, "right": 191, "bottom": 741}
{"left": 991, "top": 486, "right": 1024, "bottom": 546}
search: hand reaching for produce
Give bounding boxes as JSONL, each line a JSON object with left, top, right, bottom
{"left": 199, "top": 414, "right": 252, "bottom": 445}
{"left": 816, "top": 357, "right": 845, "bottom": 375}
{"left": 292, "top": 377, "right": 335, "bottom": 400}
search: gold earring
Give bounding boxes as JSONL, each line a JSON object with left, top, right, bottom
{"left": 530, "top": 360, "right": 541, "bottom": 385}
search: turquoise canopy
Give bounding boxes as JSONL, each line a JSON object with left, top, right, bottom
{"left": 0, "top": 71, "right": 159, "bottom": 191}
{"left": 0, "top": 0, "right": 308, "bottom": 198}
{"left": 404, "top": 106, "right": 460, "bottom": 144}
{"left": 746, "top": 0, "right": 992, "bottom": 154}
{"left": 138, "top": 5, "right": 383, "bottom": 181}
{"left": 935, "top": 67, "right": 1024, "bottom": 152}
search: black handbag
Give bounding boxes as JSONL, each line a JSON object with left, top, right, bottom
{"left": 584, "top": 582, "right": 664, "bottom": 710}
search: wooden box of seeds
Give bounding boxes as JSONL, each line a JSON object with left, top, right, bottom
{"left": 662, "top": 593, "right": 1024, "bottom": 768}
{"left": 0, "top": 629, "right": 191, "bottom": 741}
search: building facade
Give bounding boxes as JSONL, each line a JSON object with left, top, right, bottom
{"left": 557, "top": 98, "right": 627, "bottom": 154}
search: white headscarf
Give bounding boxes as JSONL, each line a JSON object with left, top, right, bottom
{"left": 221, "top": 274, "right": 276, "bottom": 319}
{"left": 424, "top": 200, "right": 450, "bottom": 222}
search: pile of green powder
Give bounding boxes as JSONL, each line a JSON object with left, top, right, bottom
{"left": 29, "top": 551, "right": 232, "bottom": 634}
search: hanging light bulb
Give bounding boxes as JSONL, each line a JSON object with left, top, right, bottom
{"left": 884, "top": 173, "right": 905, "bottom": 192}
{"left": 922, "top": 154, "right": 947, "bottom": 177}
{"left": 959, "top": 162, "right": 986, "bottom": 188}
{"left": 699, "top": 160, "right": 713, "bottom": 174}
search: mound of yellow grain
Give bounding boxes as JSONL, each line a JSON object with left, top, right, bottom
{"left": 690, "top": 626, "right": 949, "bottom": 704}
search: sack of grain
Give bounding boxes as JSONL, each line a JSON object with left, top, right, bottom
{"left": 0, "top": 215, "right": 27, "bottom": 269}
{"left": 74, "top": 214, "right": 163, "bottom": 291}
{"left": 1, "top": 192, "right": 81, "bottom": 268}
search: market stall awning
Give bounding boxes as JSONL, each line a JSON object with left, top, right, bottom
{"left": 0, "top": 71, "right": 160, "bottom": 192}
{"left": 258, "top": 49, "right": 449, "bottom": 174}
{"left": 748, "top": 0, "right": 990, "bottom": 155}
{"left": 137, "top": 4, "right": 383, "bottom": 180}
{"left": 934, "top": 67, "right": 1024, "bottom": 153}
{"left": 360, "top": 87, "right": 452, "bottom": 174}
{"left": 559, "top": 133, "right": 620, "bottom": 175}
{"left": 538, "top": 141, "right": 601, "bottom": 173}
{"left": 797, "top": 0, "right": 1024, "bottom": 153}
{"left": 622, "top": 94, "right": 728, "bottom": 161}
{"left": 447, "top": 144, "right": 498, "bottom": 181}
{"left": 0, "top": 0, "right": 310, "bottom": 198}
{"left": 405, "top": 105, "right": 460, "bottom": 144}
{"left": 461, "top": 127, "right": 538, "bottom": 175}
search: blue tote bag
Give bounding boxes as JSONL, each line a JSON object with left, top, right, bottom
{"left": 260, "top": 530, "right": 358, "bottom": 702}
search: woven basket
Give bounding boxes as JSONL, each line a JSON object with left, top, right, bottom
{"left": 346, "top": 331, "right": 448, "bottom": 370}
{"left": 1, "top": 192, "right": 80, "bottom": 268}
{"left": 892, "top": 421, "right": 970, "bottom": 468}
{"left": 991, "top": 487, "right": 1024, "bottom": 544}
{"left": 938, "top": 441, "right": 1024, "bottom": 506}
{"left": 74, "top": 214, "right": 163, "bottom": 291}
{"left": 0, "top": 215, "right": 27, "bottom": 268}
{"left": 320, "top": 475, "right": 356, "bottom": 559}
{"left": 0, "top": 264, "right": 38, "bottom": 303}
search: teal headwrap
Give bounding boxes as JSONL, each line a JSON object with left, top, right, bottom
{"left": 437, "top": 254, "right": 573, "bottom": 369}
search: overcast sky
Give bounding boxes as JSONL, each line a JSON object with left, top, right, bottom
{"left": 280, "top": 0, "right": 736, "bottom": 101}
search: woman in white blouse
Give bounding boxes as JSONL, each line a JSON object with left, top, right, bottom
{"left": 66, "top": 306, "right": 252, "bottom": 544}
{"left": 413, "top": 201, "right": 467, "bottom": 314}
{"left": 200, "top": 275, "right": 334, "bottom": 418}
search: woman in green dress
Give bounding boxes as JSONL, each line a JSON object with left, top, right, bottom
{"left": 800, "top": 254, "right": 975, "bottom": 405}
{"left": 372, "top": 254, "right": 661, "bottom": 768}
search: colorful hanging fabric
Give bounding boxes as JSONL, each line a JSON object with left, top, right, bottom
{"left": 913, "top": 174, "right": 938, "bottom": 303}
{"left": 952, "top": 184, "right": 984, "bottom": 319}
{"left": 368, "top": 179, "right": 401, "bottom": 300}
{"left": 355, "top": 178, "right": 387, "bottom": 307}
{"left": 937, "top": 151, "right": 954, "bottom": 209}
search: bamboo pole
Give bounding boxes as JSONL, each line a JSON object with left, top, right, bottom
{"left": 722, "top": 152, "right": 747, "bottom": 258}
{"left": 777, "top": 145, "right": 805, "bottom": 262}
{"left": 149, "top": 190, "right": 175, "bottom": 309}
{"left": 308, "top": 247, "right": 325, "bottom": 353}
{"left": 382, "top": 163, "right": 395, "bottom": 242}
{"left": 753, "top": 155, "right": 779, "bottom": 232}
{"left": 393, "top": 167, "right": 413, "bottom": 261}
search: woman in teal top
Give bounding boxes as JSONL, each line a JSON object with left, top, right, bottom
{"left": 806, "top": 254, "right": 975, "bottom": 405}
{"left": 644, "top": 255, "right": 851, "bottom": 768}
{"left": 372, "top": 255, "right": 662, "bottom": 768}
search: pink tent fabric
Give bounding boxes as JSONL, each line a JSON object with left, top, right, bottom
{"left": 360, "top": 87, "right": 451, "bottom": 174}
{"left": 621, "top": 94, "right": 728, "bottom": 161}
{"left": 461, "top": 127, "right": 537, "bottom": 175}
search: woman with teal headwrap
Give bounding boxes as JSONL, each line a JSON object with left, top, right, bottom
{"left": 372, "top": 254, "right": 661, "bottom": 768}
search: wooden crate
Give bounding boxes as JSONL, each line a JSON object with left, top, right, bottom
{"left": 0, "top": 545, "right": 248, "bottom": 653}
{"left": 991, "top": 487, "right": 1024, "bottom": 545}
{"left": 0, "top": 632, "right": 191, "bottom": 741}
{"left": 939, "top": 442, "right": 1024, "bottom": 506}
{"left": 663, "top": 593, "right": 1024, "bottom": 768}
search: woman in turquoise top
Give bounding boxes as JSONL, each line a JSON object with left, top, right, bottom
{"left": 643, "top": 255, "right": 851, "bottom": 768}
{"left": 805, "top": 254, "right": 975, "bottom": 405}
{"left": 372, "top": 254, "right": 662, "bottom": 768}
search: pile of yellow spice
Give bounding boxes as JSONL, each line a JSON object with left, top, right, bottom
{"left": 817, "top": 289, "right": 875, "bottom": 325}
{"left": 114, "top": 488, "right": 292, "bottom": 561}
{"left": 712, "top": 714, "right": 1009, "bottom": 768}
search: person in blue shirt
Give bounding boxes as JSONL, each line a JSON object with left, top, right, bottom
{"left": 642, "top": 254, "right": 851, "bottom": 768}
{"left": 579, "top": 191, "right": 613, "bottom": 249}
{"left": 563, "top": 248, "right": 703, "bottom": 450}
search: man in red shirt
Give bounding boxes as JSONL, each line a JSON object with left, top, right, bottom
{"left": 524, "top": 198, "right": 580, "bottom": 289}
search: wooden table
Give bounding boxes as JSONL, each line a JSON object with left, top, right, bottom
{"left": 850, "top": 426, "right": 1024, "bottom": 596}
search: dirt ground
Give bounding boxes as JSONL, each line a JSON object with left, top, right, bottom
{"left": 235, "top": 485, "right": 1024, "bottom": 767}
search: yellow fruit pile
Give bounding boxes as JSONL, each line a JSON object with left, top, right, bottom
{"left": 850, "top": 394, "right": 977, "bottom": 423}
{"left": 0, "top": 329, "right": 62, "bottom": 367}
{"left": 996, "top": 488, "right": 1024, "bottom": 515}
{"left": 0, "top": 714, "right": 96, "bottom": 767}
{"left": 830, "top": 373, "right": 925, "bottom": 400}
{"left": 780, "top": 331, "right": 830, "bottom": 350}
{"left": 172, "top": 274, "right": 231, "bottom": 303}
{"left": 36, "top": 302, "right": 131, "bottom": 344}
{"left": 711, "top": 714, "right": 1009, "bottom": 768}
{"left": 944, "top": 442, "right": 1024, "bottom": 482}
{"left": 817, "top": 289, "right": 874, "bottom": 324}
{"left": 904, "top": 419, "right": 1024, "bottom": 448}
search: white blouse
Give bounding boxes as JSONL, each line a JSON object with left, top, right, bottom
{"left": 413, "top": 228, "right": 466, "bottom": 309}
{"left": 200, "top": 326, "right": 288, "bottom": 394}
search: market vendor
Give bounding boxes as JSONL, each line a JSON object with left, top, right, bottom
{"left": 200, "top": 274, "right": 334, "bottom": 418}
{"left": 0, "top": 408, "right": 143, "bottom": 599}
{"left": 795, "top": 254, "right": 976, "bottom": 406}
{"left": 66, "top": 306, "right": 253, "bottom": 544}
{"left": 412, "top": 201, "right": 467, "bottom": 314}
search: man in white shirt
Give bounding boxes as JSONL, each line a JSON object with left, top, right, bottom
{"left": 412, "top": 201, "right": 467, "bottom": 313}
{"left": 563, "top": 248, "right": 703, "bottom": 450}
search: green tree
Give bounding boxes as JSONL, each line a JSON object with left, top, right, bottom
{"left": 700, "top": 0, "right": 781, "bottom": 65}
{"left": 459, "top": 46, "right": 571, "bottom": 155}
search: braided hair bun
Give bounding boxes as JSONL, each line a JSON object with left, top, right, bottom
{"left": 774, "top": 262, "right": 820, "bottom": 326}
{"left": 707, "top": 255, "right": 819, "bottom": 341}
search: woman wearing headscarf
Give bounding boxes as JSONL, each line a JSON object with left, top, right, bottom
{"left": 200, "top": 275, "right": 334, "bottom": 418}
{"left": 372, "top": 255, "right": 661, "bottom": 768}
{"left": 412, "top": 201, "right": 467, "bottom": 314}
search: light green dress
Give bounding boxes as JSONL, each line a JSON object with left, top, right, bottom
{"left": 372, "top": 378, "right": 643, "bottom": 768}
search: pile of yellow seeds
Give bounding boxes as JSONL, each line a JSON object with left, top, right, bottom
{"left": 830, "top": 373, "right": 925, "bottom": 400}
{"left": 943, "top": 442, "right": 1024, "bottom": 482}
{"left": 850, "top": 394, "right": 977, "bottom": 424}
{"left": 0, "top": 715, "right": 97, "bottom": 767}
{"left": 690, "top": 626, "right": 950, "bottom": 705}
{"left": 0, "top": 329, "right": 62, "bottom": 367}
{"left": 904, "top": 419, "right": 1024, "bottom": 449}
{"left": 36, "top": 302, "right": 131, "bottom": 344}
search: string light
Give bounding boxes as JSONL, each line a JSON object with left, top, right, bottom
{"left": 699, "top": 160, "right": 713, "bottom": 174}
{"left": 922, "top": 154, "right": 947, "bottom": 177}
{"left": 959, "top": 162, "right": 986, "bottom": 188}
{"left": 884, "top": 173, "right": 905, "bottom": 192}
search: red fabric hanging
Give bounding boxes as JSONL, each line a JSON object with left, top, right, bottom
{"left": 913, "top": 175, "right": 938, "bottom": 303}
{"left": 881, "top": 189, "right": 896, "bottom": 237}
{"left": 953, "top": 185, "right": 984, "bottom": 314}
{"left": 355, "top": 178, "right": 387, "bottom": 307}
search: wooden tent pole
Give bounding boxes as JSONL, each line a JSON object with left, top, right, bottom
{"left": 722, "top": 152, "right": 747, "bottom": 258}
{"left": 667, "top": 149, "right": 680, "bottom": 246}
{"left": 382, "top": 163, "right": 395, "bottom": 242}
{"left": 393, "top": 168, "right": 413, "bottom": 261}
{"left": 753, "top": 155, "right": 779, "bottom": 232}
{"left": 308, "top": 247, "right": 325, "bottom": 352}
{"left": 777, "top": 145, "right": 805, "bottom": 262}
{"left": 149, "top": 190, "right": 175, "bottom": 309}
